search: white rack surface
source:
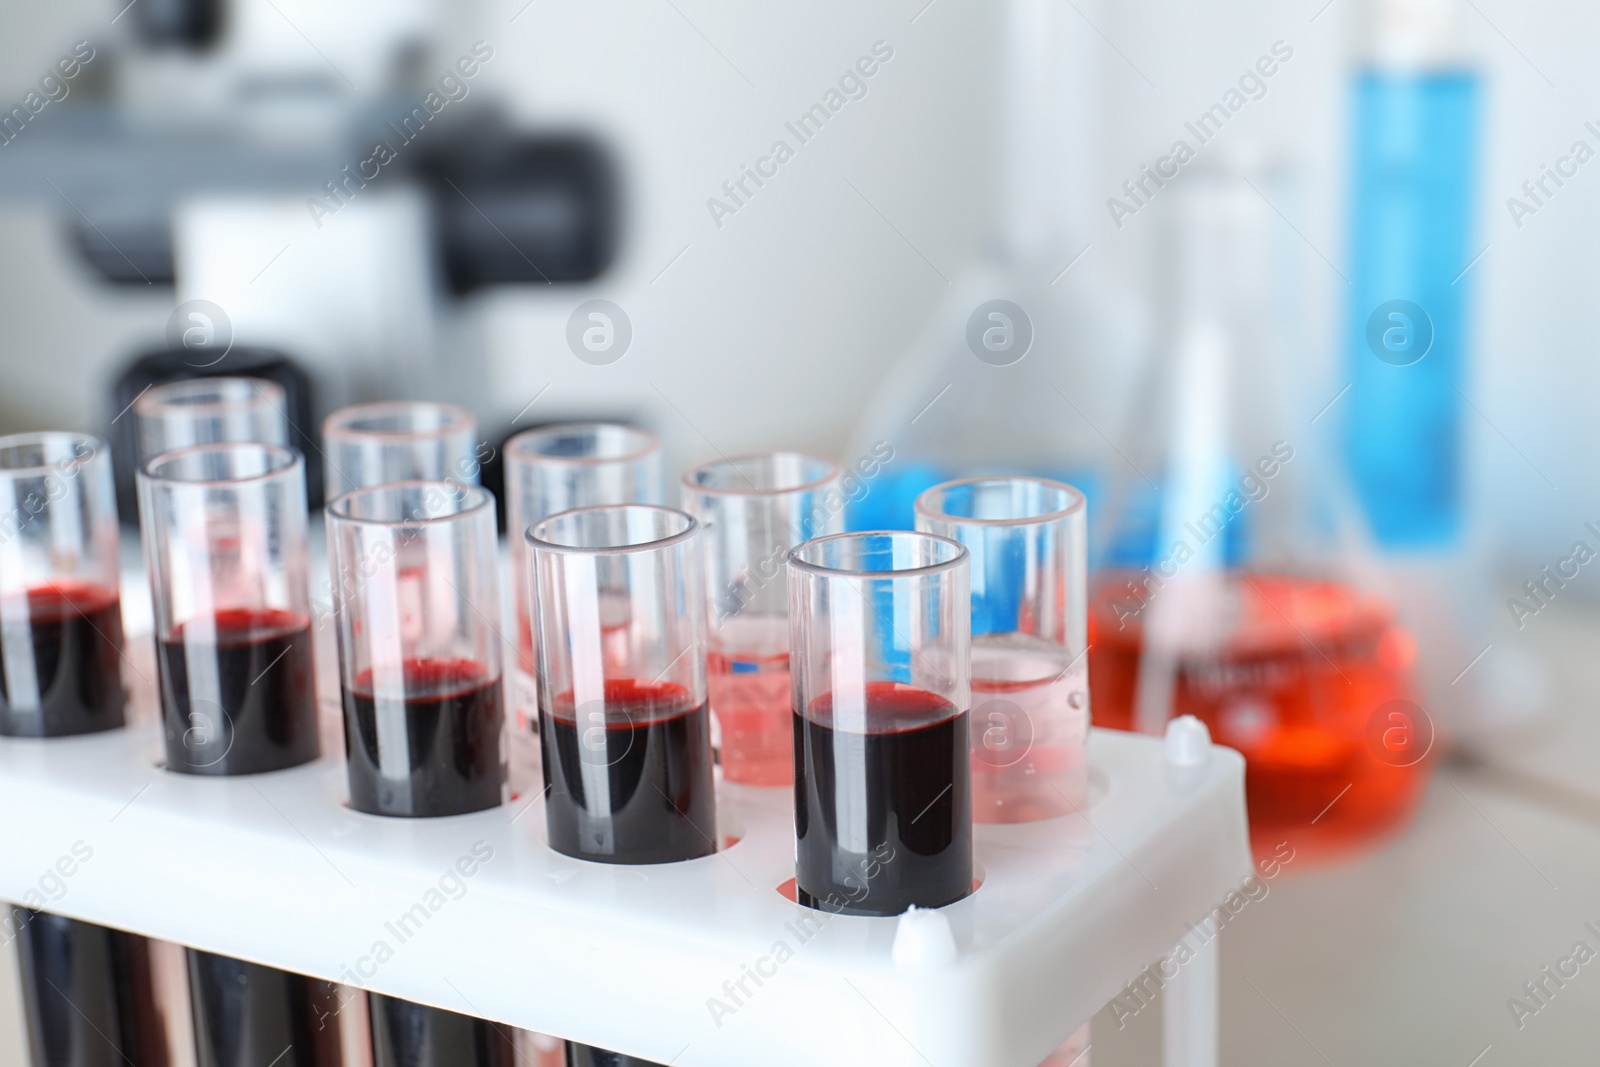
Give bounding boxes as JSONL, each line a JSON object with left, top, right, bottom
{"left": 0, "top": 657, "right": 1249, "bottom": 1067}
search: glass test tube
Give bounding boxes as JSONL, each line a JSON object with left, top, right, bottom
{"left": 505, "top": 424, "right": 662, "bottom": 678}
{"left": 137, "top": 443, "right": 319, "bottom": 775}
{"left": 186, "top": 952, "right": 344, "bottom": 1067}
{"left": 135, "top": 376, "right": 289, "bottom": 462}
{"left": 0, "top": 432, "right": 126, "bottom": 737}
{"left": 13, "top": 909, "right": 168, "bottom": 1067}
{"left": 916, "top": 477, "right": 1090, "bottom": 822}
{"left": 681, "top": 452, "right": 842, "bottom": 786}
{"left": 788, "top": 531, "right": 972, "bottom": 915}
{"left": 327, "top": 482, "right": 507, "bottom": 817}
{"left": 321, "top": 401, "right": 478, "bottom": 502}
{"left": 369, "top": 995, "right": 513, "bottom": 1067}
{"left": 526, "top": 505, "right": 715, "bottom": 865}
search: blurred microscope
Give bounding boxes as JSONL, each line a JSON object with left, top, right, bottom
{"left": 0, "top": 0, "right": 618, "bottom": 508}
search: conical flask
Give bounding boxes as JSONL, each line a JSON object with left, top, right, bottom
{"left": 846, "top": 0, "right": 1140, "bottom": 535}
{"left": 1088, "top": 158, "right": 1429, "bottom": 863}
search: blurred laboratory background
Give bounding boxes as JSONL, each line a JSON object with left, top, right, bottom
{"left": 3, "top": 0, "right": 1600, "bottom": 1062}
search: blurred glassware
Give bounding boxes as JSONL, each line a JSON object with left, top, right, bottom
{"left": 321, "top": 400, "right": 478, "bottom": 502}
{"left": 915, "top": 477, "right": 1091, "bottom": 823}
{"left": 845, "top": 0, "right": 1140, "bottom": 541}
{"left": 135, "top": 376, "right": 289, "bottom": 464}
{"left": 682, "top": 452, "right": 843, "bottom": 787}
{"left": 1089, "top": 160, "right": 1428, "bottom": 864}
{"left": 1341, "top": 0, "right": 1548, "bottom": 740}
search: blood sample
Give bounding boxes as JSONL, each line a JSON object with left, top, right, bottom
{"left": 13, "top": 909, "right": 167, "bottom": 1067}
{"left": 0, "top": 432, "right": 126, "bottom": 738}
{"left": 682, "top": 452, "right": 842, "bottom": 786}
{"left": 327, "top": 481, "right": 508, "bottom": 818}
{"left": 526, "top": 504, "right": 715, "bottom": 865}
{"left": 527, "top": 504, "right": 715, "bottom": 1067}
{"left": 187, "top": 952, "right": 343, "bottom": 1067}
{"left": 788, "top": 531, "right": 972, "bottom": 915}
{"left": 369, "top": 995, "right": 514, "bottom": 1067}
{"left": 328, "top": 480, "right": 513, "bottom": 1062}
{"left": 137, "top": 443, "right": 319, "bottom": 775}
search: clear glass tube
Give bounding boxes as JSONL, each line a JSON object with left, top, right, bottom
{"left": 788, "top": 530, "right": 971, "bottom": 915}
{"left": 134, "top": 376, "right": 289, "bottom": 462}
{"left": 916, "top": 477, "right": 1090, "bottom": 823}
{"left": 681, "top": 452, "right": 842, "bottom": 786}
{"left": 322, "top": 401, "right": 479, "bottom": 502}
{"left": 525, "top": 504, "right": 714, "bottom": 865}
{"left": 505, "top": 424, "right": 662, "bottom": 679}
{"left": 327, "top": 482, "right": 506, "bottom": 817}
{"left": 0, "top": 432, "right": 126, "bottom": 737}
{"left": 137, "top": 442, "right": 319, "bottom": 775}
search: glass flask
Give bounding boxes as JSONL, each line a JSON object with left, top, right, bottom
{"left": 1088, "top": 159, "right": 1427, "bottom": 863}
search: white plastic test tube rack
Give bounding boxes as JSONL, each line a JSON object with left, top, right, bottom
{"left": 0, "top": 663, "right": 1247, "bottom": 1067}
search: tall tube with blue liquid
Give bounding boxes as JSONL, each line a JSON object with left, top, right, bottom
{"left": 1343, "top": 0, "right": 1478, "bottom": 549}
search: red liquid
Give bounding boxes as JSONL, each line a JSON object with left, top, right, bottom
{"left": 1090, "top": 573, "right": 1425, "bottom": 861}
{"left": 707, "top": 648, "right": 792, "bottom": 786}
{"left": 158, "top": 608, "right": 319, "bottom": 776}
{"left": 370, "top": 995, "right": 514, "bottom": 1067}
{"left": 793, "top": 681, "right": 972, "bottom": 915}
{"left": 0, "top": 582, "right": 126, "bottom": 737}
{"left": 541, "top": 678, "right": 716, "bottom": 865}
{"left": 344, "top": 659, "right": 506, "bottom": 817}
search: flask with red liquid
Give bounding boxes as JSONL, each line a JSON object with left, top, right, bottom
{"left": 682, "top": 452, "right": 842, "bottom": 787}
{"left": 1089, "top": 159, "right": 1427, "bottom": 863}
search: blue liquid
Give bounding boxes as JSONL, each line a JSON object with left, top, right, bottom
{"left": 848, "top": 465, "right": 1101, "bottom": 636}
{"left": 1342, "top": 70, "right": 1479, "bottom": 548}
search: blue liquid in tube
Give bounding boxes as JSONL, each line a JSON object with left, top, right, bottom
{"left": 1343, "top": 70, "right": 1480, "bottom": 548}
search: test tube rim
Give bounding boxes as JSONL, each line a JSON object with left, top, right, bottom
{"left": 0, "top": 431, "right": 106, "bottom": 478}
{"left": 787, "top": 529, "right": 968, "bottom": 580}
{"left": 321, "top": 400, "right": 475, "bottom": 443}
{"left": 679, "top": 450, "right": 841, "bottom": 499}
{"left": 505, "top": 422, "right": 660, "bottom": 467}
{"left": 133, "top": 376, "right": 285, "bottom": 418}
{"left": 913, "top": 475, "right": 1086, "bottom": 529}
{"left": 138, "top": 441, "right": 302, "bottom": 487}
{"left": 326, "top": 480, "right": 495, "bottom": 527}
{"left": 526, "top": 502, "right": 697, "bottom": 556}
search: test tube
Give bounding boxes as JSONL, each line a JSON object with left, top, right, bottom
{"left": 327, "top": 482, "right": 507, "bottom": 817}
{"left": 322, "top": 401, "right": 479, "bottom": 502}
{"left": 134, "top": 376, "right": 288, "bottom": 461}
{"left": 137, "top": 442, "right": 319, "bottom": 775}
{"left": 916, "top": 477, "right": 1090, "bottom": 822}
{"left": 525, "top": 504, "right": 714, "bottom": 864}
{"left": 505, "top": 424, "right": 662, "bottom": 678}
{"left": 186, "top": 952, "right": 343, "bottom": 1066}
{"left": 369, "top": 995, "right": 513, "bottom": 1067}
{"left": 0, "top": 432, "right": 125, "bottom": 737}
{"left": 788, "top": 531, "right": 972, "bottom": 915}
{"left": 681, "top": 452, "right": 842, "bottom": 786}
{"left": 12, "top": 909, "right": 168, "bottom": 1066}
